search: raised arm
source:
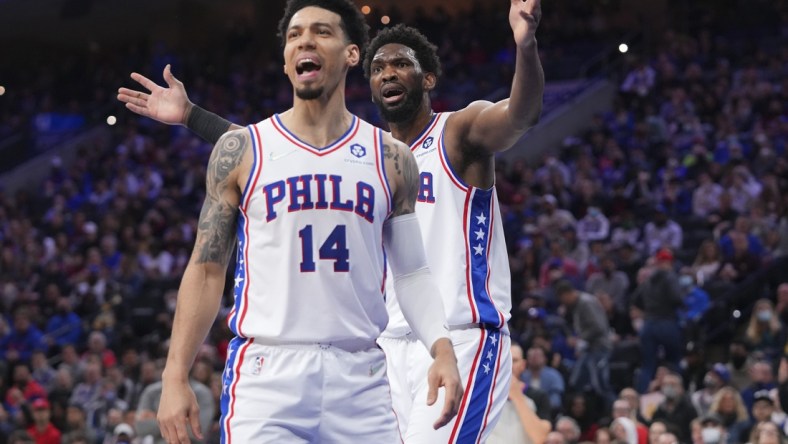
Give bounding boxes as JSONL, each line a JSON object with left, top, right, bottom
{"left": 381, "top": 135, "right": 462, "bottom": 429}
{"left": 157, "top": 129, "right": 249, "bottom": 444}
{"left": 117, "top": 64, "right": 242, "bottom": 144}
{"left": 449, "top": 0, "right": 544, "bottom": 154}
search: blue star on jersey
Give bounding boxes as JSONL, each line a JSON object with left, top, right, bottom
{"left": 466, "top": 188, "right": 501, "bottom": 327}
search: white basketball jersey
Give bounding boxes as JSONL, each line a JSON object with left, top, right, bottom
{"left": 228, "top": 114, "right": 392, "bottom": 344}
{"left": 383, "top": 112, "right": 510, "bottom": 337}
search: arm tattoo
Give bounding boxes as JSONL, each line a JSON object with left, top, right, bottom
{"left": 385, "top": 142, "right": 419, "bottom": 217}
{"left": 195, "top": 131, "right": 247, "bottom": 265}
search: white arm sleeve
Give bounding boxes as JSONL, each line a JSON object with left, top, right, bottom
{"left": 383, "top": 213, "right": 450, "bottom": 354}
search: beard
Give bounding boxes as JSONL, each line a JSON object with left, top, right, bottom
{"left": 295, "top": 85, "right": 324, "bottom": 101}
{"left": 374, "top": 84, "right": 424, "bottom": 124}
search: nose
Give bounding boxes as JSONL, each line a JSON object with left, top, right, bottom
{"left": 381, "top": 65, "right": 398, "bottom": 82}
{"left": 296, "top": 30, "right": 316, "bottom": 49}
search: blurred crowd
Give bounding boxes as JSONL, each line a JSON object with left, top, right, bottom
{"left": 0, "top": 0, "right": 787, "bottom": 443}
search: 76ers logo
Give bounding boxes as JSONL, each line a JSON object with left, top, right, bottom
{"left": 422, "top": 137, "right": 434, "bottom": 149}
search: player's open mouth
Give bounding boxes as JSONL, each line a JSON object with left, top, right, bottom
{"left": 296, "top": 58, "right": 322, "bottom": 80}
{"left": 381, "top": 83, "right": 406, "bottom": 105}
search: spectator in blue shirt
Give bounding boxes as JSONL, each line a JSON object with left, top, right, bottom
{"left": 523, "top": 345, "right": 566, "bottom": 412}
{"left": 44, "top": 297, "right": 82, "bottom": 350}
{"left": 0, "top": 307, "right": 46, "bottom": 365}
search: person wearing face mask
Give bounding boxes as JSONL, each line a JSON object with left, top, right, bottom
{"left": 708, "top": 386, "right": 751, "bottom": 443}
{"left": 744, "top": 299, "right": 786, "bottom": 365}
{"left": 651, "top": 372, "right": 698, "bottom": 443}
{"left": 692, "top": 364, "right": 731, "bottom": 416}
{"left": 726, "top": 339, "right": 754, "bottom": 389}
{"left": 698, "top": 414, "right": 728, "bottom": 444}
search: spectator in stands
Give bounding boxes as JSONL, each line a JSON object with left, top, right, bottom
{"left": 577, "top": 206, "right": 610, "bottom": 243}
{"left": 26, "top": 398, "right": 61, "bottom": 444}
{"left": 0, "top": 307, "right": 46, "bottom": 365}
{"left": 611, "top": 398, "right": 648, "bottom": 444}
{"left": 738, "top": 390, "right": 779, "bottom": 443}
{"left": 692, "top": 172, "right": 724, "bottom": 219}
{"left": 648, "top": 421, "right": 667, "bottom": 444}
{"left": 610, "top": 416, "right": 638, "bottom": 444}
{"left": 556, "top": 280, "right": 612, "bottom": 401}
{"left": 510, "top": 343, "right": 552, "bottom": 420}
{"left": 727, "top": 166, "right": 762, "bottom": 214}
{"left": 620, "top": 58, "right": 656, "bottom": 100}
{"left": 698, "top": 413, "right": 728, "bottom": 444}
{"left": 61, "top": 404, "right": 96, "bottom": 444}
{"left": 750, "top": 420, "right": 786, "bottom": 444}
{"left": 633, "top": 249, "right": 684, "bottom": 393}
{"left": 538, "top": 194, "right": 577, "bottom": 241}
{"left": 523, "top": 345, "right": 565, "bottom": 412}
{"left": 692, "top": 363, "right": 730, "bottom": 416}
{"left": 83, "top": 331, "right": 117, "bottom": 370}
{"left": 43, "top": 297, "right": 82, "bottom": 351}
{"left": 643, "top": 206, "right": 683, "bottom": 256}
{"left": 690, "top": 240, "right": 722, "bottom": 287}
{"left": 652, "top": 371, "right": 697, "bottom": 443}
{"left": 708, "top": 386, "right": 750, "bottom": 442}
{"left": 743, "top": 300, "right": 785, "bottom": 365}
{"left": 556, "top": 415, "right": 582, "bottom": 444}
{"left": 487, "top": 343, "right": 551, "bottom": 444}
{"left": 5, "top": 363, "right": 47, "bottom": 415}
{"left": 586, "top": 255, "right": 630, "bottom": 313}
{"left": 742, "top": 361, "right": 778, "bottom": 414}
{"left": 29, "top": 350, "right": 56, "bottom": 393}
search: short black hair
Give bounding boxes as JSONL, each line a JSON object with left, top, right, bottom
{"left": 363, "top": 24, "right": 442, "bottom": 81}
{"left": 278, "top": 0, "right": 370, "bottom": 53}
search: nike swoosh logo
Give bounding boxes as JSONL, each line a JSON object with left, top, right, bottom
{"left": 268, "top": 150, "right": 297, "bottom": 161}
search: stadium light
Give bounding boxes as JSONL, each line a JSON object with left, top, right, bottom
{"left": 361, "top": 5, "right": 371, "bottom": 15}
{"left": 381, "top": 15, "right": 390, "bottom": 25}
{"left": 107, "top": 115, "right": 117, "bottom": 126}
{"left": 618, "top": 43, "right": 629, "bottom": 54}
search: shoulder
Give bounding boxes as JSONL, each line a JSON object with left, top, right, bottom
{"left": 380, "top": 132, "right": 409, "bottom": 155}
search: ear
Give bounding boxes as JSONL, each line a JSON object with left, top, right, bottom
{"left": 423, "top": 72, "right": 437, "bottom": 92}
{"left": 346, "top": 44, "right": 360, "bottom": 67}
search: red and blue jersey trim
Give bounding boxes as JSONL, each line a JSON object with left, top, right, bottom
{"left": 220, "top": 336, "right": 254, "bottom": 444}
{"left": 449, "top": 328, "right": 504, "bottom": 444}
{"left": 409, "top": 113, "right": 441, "bottom": 152}
{"left": 463, "top": 188, "right": 505, "bottom": 328}
{"left": 271, "top": 114, "right": 360, "bottom": 156}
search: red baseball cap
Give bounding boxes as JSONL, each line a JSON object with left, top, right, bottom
{"left": 655, "top": 249, "right": 674, "bottom": 262}
{"left": 31, "top": 398, "right": 50, "bottom": 410}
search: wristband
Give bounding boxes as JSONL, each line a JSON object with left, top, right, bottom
{"left": 186, "top": 105, "right": 232, "bottom": 145}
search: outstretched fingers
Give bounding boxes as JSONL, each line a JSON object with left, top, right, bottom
{"left": 130, "top": 71, "right": 161, "bottom": 92}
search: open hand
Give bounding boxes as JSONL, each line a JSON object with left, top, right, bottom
{"left": 510, "top": 0, "right": 541, "bottom": 49}
{"left": 117, "top": 64, "right": 193, "bottom": 126}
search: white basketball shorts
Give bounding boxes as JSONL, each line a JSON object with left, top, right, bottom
{"left": 219, "top": 337, "right": 402, "bottom": 443}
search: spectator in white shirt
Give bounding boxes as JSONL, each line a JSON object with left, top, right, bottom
{"left": 644, "top": 206, "right": 683, "bottom": 256}
{"left": 692, "top": 172, "right": 723, "bottom": 218}
{"left": 577, "top": 206, "right": 610, "bottom": 243}
{"left": 537, "top": 194, "right": 577, "bottom": 241}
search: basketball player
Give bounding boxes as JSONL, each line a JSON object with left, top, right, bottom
{"left": 118, "top": 1, "right": 543, "bottom": 442}
{"left": 152, "top": 1, "right": 462, "bottom": 443}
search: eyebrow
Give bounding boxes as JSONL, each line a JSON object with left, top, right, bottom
{"left": 288, "top": 21, "right": 335, "bottom": 31}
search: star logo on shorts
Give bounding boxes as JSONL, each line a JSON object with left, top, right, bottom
{"left": 489, "top": 334, "right": 498, "bottom": 346}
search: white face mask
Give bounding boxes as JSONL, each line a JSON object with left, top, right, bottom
{"left": 702, "top": 427, "right": 722, "bottom": 444}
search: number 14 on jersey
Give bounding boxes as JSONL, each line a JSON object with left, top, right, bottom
{"left": 298, "top": 225, "right": 350, "bottom": 272}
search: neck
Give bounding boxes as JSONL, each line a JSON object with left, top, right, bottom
{"left": 387, "top": 96, "right": 435, "bottom": 145}
{"left": 281, "top": 81, "right": 352, "bottom": 147}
